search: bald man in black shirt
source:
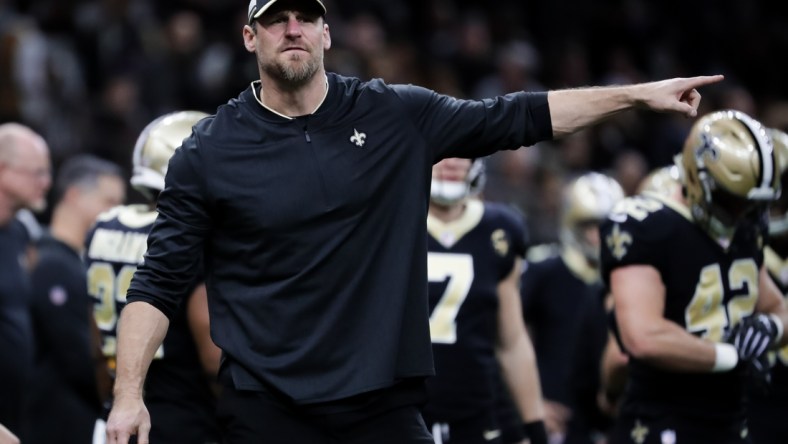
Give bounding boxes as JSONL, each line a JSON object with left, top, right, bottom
{"left": 0, "top": 123, "right": 51, "bottom": 439}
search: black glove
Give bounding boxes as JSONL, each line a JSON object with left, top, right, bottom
{"left": 728, "top": 314, "right": 781, "bottom": 361}
{"left": 747, "top": 351, "right": 773, "bottom": 395}
{"left": 522, "top": 420, "right": 547, "bottom": 444}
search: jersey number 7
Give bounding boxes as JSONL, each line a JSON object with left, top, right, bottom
{"left": 428, "top": 252, "right": 474, "bottom": 344}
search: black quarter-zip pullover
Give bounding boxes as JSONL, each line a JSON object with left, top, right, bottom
{"left": 127, "top": 72, "right": 552, "bottom": 403}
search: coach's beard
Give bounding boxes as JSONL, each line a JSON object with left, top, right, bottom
{"left": 264, "top": 52, "right": 322, "bottom": 87}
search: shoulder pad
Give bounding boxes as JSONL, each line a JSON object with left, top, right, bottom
{"left": 600, "top": 195, "right": 687, "bottom": 278}
{"left": 482, "top": 201, "right": 528, "bottom": 257}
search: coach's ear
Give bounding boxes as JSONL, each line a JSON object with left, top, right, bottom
{"left": 322, "top": 22, "right": 331, "bottom": 51}
{"left": 243, "top": 23, "right": 257, "bottom": 53}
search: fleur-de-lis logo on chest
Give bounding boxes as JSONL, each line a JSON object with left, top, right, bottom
{"left": 350, "top": 129, "right": 366, "bottom": 147}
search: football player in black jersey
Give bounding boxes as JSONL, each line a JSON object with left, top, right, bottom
{"left": 84, "top": 111, "right": 222, "bottom": 444}
{"left": 423, "top": 157, "right": 546, "bottom": 444}
{"left": 747, "top": 128, "right": 788, "bottom": 444}
{"left": 598, "top": 166, "right": 681, "bottom": 426}
{"left": 601, "top": 110, "right": 788, "bottom": 444}
{"left": 521, "top": 172, "right": 624, "bottom": 444}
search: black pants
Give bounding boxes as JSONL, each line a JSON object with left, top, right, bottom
{"left": 611, "top": 412, "right": 751, "bottom": 444}
{"left": 747, "top": 399, "right": 788, "bottom": 444}
{"left": 422, "top": 410, "right": 503, "bottom": 444}
{"left": 217, "top": 379, "right": 434, "bottom": 444}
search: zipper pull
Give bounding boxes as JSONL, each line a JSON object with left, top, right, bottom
{"left": 304, "top": 126, "right": 311, "bottom": 143}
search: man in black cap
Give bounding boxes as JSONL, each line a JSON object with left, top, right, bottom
{"left": 106, "top": 0, "right": 723, "bottom": 443}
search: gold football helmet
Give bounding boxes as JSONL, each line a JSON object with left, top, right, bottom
{"left": 680, "top": 110, "right": 780, "bottom": 243}
{"left": 131, "top": 110, "right": 208, "bottom": 201}
{"left": 561, "top": 172, "right": 625, "bottom": 263}
{"left": 637, "top": 165, "right": 682, "bottom": 200}
{"left": 768, "top": 128, "right": 788, "bottom": 236}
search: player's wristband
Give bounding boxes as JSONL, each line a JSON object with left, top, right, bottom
{"left": 769, "top": 313, "right": 784, "bottom": 345}
{"left": 713, "top": 343, "right": 739, "bottom": 372}
{"left": 522, "top": 420, "right": 547, "bottom": 444}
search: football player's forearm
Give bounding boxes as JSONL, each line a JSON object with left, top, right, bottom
{"left": 756, "top": 268, "right": 788, "bottom": 347}
{"left": 600, "top": 333, "right": 628, "bottom": 397}
{"left": 775, "top": 312, "right": 788, "bottom": 347}
{"left": 622, "top": 320, "right": 717, "bottom": 372}
{"left": 113, "top": 301, "right": 169, "bottom": 398}
{"left": 498, "top": 336, "right": 545, "bottom": 421}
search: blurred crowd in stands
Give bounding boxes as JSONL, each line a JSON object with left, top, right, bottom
{"left": 2, "top": 0, "right": 788, "bottom": 244}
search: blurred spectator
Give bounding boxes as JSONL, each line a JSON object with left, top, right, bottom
{"left": 611, "top": 150, "right": 648, "bottom": 197}
{"left": 0, "top": 0, "right": 786, "bottom": 197}
{"left": 528, "top": 165, "right": 566, "bottom": 245}
{"left": 0, "top": 12, "right": 90, "bottom": 164}
{"left": 472, "top": 38, "right": 543, "bottom": 98}
{"left": 558, "top": 130, "right": 594, "bottom": 174}
{"left": 451, "top": 10, "right": 495, "bottom": 94}
{"left": 88, "top": 74, "right": 148, "bottom": 184}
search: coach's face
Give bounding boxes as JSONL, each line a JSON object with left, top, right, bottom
{"left": 243, "top": 0, "right": 331, "bottom": 87}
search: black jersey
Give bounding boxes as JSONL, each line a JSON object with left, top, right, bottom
{"left": 522, "top": 246, "right": 609, "bottom": 444}
{"left": 600, "top": 194, "right": 763, "bottom": 421}
{"left": 423, "top": 200, "right": 527, "bottom": 421}
{"left": 521, "top": 247, "right": 606, "bottom": 406}
{"left": 0, "top": 219, "right": 33, "bottom": 433}
{"left": 84, "top": 205, "right": 220, "bottom": 443}
{"left": 747, "top": 244, "right": 788, "bottom": 444}
{"left": 759, "top": 245, "right": 788, "bottom": 401}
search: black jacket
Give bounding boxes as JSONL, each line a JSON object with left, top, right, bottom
{"left": 128, "top": 73, "right": 552, "bottom": 404}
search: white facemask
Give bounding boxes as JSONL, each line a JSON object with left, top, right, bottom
{"left": 430, "top": 180, "right": 469, "bottom": 206}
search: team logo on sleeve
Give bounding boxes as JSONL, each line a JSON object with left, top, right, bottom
{"left": 350, "top": 129, "right": 366, "bottom": 147}
{"left": 49, "top": 286, "right": 68, "bottom": 306}
{"left": 606, "top": 224, "right": 633, "bottom": 260}
{"left": 491, "top": 229, "right": 509, "bottom": 256}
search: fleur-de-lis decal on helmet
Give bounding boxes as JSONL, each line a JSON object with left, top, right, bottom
{"left": 695, "top": 132, "right": 719, "bottom": 163}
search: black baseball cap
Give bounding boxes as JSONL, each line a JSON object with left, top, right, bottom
{"left": 247, "top": 0, "right": 327, "bottom": 24}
